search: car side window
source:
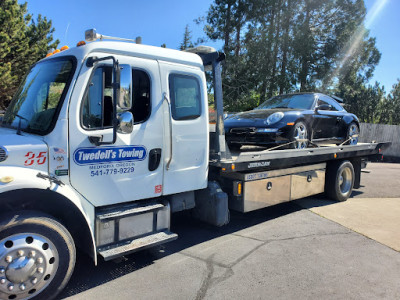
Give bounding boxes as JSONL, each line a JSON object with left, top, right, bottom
{"left": 82, "top": 66, "right": 114, "bottom": 129}
{"left": 317, "top": 99, "right": 332, "bottom": 110}
{"left": 318, "top": 96, "right": 343, "bottom": 112}
{"left": 327, "top": 98, "right": 344, "bottom": 111}
{"left": 169, "top": 74, "right": 201, "bottom": 120}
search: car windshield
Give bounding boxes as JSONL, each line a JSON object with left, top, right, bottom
{"left": 2, "top": 57, "right": 75, "bottom": 135}
{"left": 256, "top": 94, "right": 315, "bottom": 110}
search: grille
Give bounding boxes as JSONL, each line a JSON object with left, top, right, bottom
{"left": 230, "top": 127, "right": 257, "bottom": 135}
{"left": 0, "top": 147, "right": 8, "bottom": 162}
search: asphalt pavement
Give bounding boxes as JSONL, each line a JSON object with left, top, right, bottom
{"left": 60, "top": 162, "right": 400, "bottom": 300}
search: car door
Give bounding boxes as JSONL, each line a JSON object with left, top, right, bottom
{"left": 68, "top": 53, "right": 164, "bottom": 206}
{"left": 312, "top": 96, "right": 339, "bottom": 139}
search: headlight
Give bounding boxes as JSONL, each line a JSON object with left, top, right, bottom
{"left": 265, "top": 112, "right": 284, "bottom": 125}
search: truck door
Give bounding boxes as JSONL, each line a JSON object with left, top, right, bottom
{"left": 68, "top": 54, "right": 164, "bottom": 206}
{"left": 158, "top": 62, "right": 209, "bottom": 195}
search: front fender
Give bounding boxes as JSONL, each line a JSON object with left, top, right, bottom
{"left": 0, "top": 166, "right": 97, "bottom": 264}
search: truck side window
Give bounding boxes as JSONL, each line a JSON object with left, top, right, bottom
{"left": 131, "top": 69, "right": 151, "bottom": 124}
{"left": 82, "top": 66, "right": 113, "bottom": 129}
{"left": 169, "top": 74, "right": 201, "bottom": 120}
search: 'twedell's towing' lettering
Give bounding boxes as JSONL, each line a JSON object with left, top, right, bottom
{"left": 74, "top": 146, "right": 147, "bottom": 165}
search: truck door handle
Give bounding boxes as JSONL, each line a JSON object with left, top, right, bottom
{"left": 149, "top": 148, "right": 162, "bottom": 171}
{"left": 163, "top": 93, "right": 173, "bottom": 170}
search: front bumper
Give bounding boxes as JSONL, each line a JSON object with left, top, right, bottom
{"left": 225, "top": 127, "right": 290, "bottom": 146}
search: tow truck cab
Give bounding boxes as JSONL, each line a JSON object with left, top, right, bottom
{"left": 0, "top": 31, "right": 227, "bottom": 299}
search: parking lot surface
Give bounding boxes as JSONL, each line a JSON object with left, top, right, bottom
{"left": 60, "top": 163, "right": 400, "bottom": 300}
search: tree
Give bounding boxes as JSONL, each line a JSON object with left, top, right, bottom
{"left": 384, "top": 80, "right": 400, "bottom": 125}
{"left": 0, "top": 0, "right": 58, "bottom": 109}
{"left": 179, "top": 24, "right": 194, "bottom": 50}
{"left": 202, "top": 0, "right": 382, "bottom": 113}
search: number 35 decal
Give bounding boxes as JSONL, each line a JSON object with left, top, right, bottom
{"left": 24, "top": 151, "right": 47, "bottom": 166}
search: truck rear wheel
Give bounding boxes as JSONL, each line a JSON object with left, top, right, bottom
{"left": 325, "top": 160, "right": 355, "bottom": 201}
{"left": 0, "top": 212, "right": 75, "bottom": 300}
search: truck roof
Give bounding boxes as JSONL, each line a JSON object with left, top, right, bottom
{"left": 42, "top": 41, "right": 205, "bottom": 69}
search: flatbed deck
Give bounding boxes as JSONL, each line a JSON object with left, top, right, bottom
{"left": 210, "top": 142, "right": 386, "bottom": 173}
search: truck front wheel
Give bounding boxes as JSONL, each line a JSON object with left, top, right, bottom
{"left": 0, "top": 212, "right": 75, "bottom": 300}
{"left": 325, "top": 160, "right": 355, "bottom": 202}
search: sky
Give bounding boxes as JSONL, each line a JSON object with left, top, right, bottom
{"left": 19, "top": 0, "right": 399, "bottom": 92}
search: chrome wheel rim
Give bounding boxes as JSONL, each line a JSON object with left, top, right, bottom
{"left": 339, "top": 167, "right": 352, "bottom": 195}
{"left": 294, "top": 124, "right": 307, "bottom": 149}
{"left": 348, "top": 124, "right": 359, "bottom": 145}
{"left": 0, "top": 233, "right": 59, "bottom": 300}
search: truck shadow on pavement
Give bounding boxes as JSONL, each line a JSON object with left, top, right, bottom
{"left": 59, "top": 201, "right": 303, "bottom": 299}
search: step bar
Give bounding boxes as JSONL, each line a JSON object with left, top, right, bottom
{"left": 98, "top": 230, "right": 178, "bottom": 261}
{"left": 95, "top": 200, "right": 177, "bottom": 256}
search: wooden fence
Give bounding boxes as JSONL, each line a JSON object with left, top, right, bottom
{"left": 360, "top": 123, "right": 400, "bottom": 159}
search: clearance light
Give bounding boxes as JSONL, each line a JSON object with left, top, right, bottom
{"left": 53, "top": 49, "right": 60, "bottom": 54}
{"left": 231, "top": 164, "right": 235, "bottom": 171}
{"left": 222, "top": 168, "right": 226, "bottom": 172}
{"left": 233, "top": 181, "right": 242, "bottom": 196}
{"left": 77, "top": 41, "right": 86, "bottom": 47}
{"left": 46, "top": 53, "right": 53, "bottom": 57}
{"left": 287, "top": 122, "right": 295, "bottom": 126}
{"left": 0, "top": 176, "right": 14, "bottom": 183}
{"left": 334, "top": 153, "right": 337, "bottom": 159}
{"left": 237, "top": 182, "right": 242, "bottom": 195}
{"left": 60, "top": 45, "right": 69, "bottom": 51}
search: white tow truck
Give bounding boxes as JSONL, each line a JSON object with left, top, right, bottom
{"left": 0, "top": 29, "right": 386, "bottom": 299}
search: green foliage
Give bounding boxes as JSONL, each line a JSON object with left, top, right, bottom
{"left": 203, "top": 0, "right": 389, "bottom": 120}
{"left": 0, "top": 0, "right": 58, "bottom": 109}
{"left": 179, "top": 24, "right": 194, "bottom": 50}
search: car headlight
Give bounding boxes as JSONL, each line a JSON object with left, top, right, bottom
{"left": 265, "top": 112, "right": 284, "bottom": 125}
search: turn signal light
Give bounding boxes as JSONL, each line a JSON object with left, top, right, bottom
{"left": 287, "top": 122, "right": 295, "bottom": 126}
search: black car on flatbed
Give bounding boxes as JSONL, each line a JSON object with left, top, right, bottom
{"left": 224, "top": 92, "right": 360, "bottom": 150}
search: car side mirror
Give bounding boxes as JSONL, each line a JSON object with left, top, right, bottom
{"left": 315, "top": 104, "right": 332, "bottom": 112}
{"left": 117, "top": 111, "right": 134, "bottom": 134}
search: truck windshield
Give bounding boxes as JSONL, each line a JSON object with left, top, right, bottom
{"left": 2, "top": 57, "right": 75, "bottom": 135}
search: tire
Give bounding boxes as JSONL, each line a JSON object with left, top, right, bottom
{"left": 289, "top": 121, "right": 308, "bottom": 149}
{"left": 346, "top": 122, "right": 359, "bottom": 145}
{"left": 325, "top": 160, "right": 355, "bottom": 201}
{"left": 0, "top": 211, "right": 76, "bottom": 300}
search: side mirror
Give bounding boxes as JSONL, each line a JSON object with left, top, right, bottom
{"left": 117, "top": 64, "right": 132, "bottom": 111}
{"left": 117, "top": 111, "right": 134, "bottom": 134}
{"left": 315, "top": 104, "right": 332, "bottom": 112}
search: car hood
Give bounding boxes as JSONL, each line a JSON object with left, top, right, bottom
{"left": 226, "top": 108, "right": 299, "bottom": 121}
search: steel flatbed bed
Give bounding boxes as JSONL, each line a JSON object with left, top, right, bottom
{"left": 210, "top": 142, "right": 387, "bottom": 173}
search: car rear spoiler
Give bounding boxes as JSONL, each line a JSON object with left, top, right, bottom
{"left": 330, "top": 95, "right": 344, "bottom": 103}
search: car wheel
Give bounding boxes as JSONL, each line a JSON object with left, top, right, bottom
{"left": 325, "top": 160, "right": 355, "bottom": 201}
{"left": 289, "top": 121, "right": 308, "bottom": 149}
{"left": 0, "top": 211, "right": 76, "bottom": 300}
{"left": 346, "top": 122, "right": 359, "bottom": 145}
